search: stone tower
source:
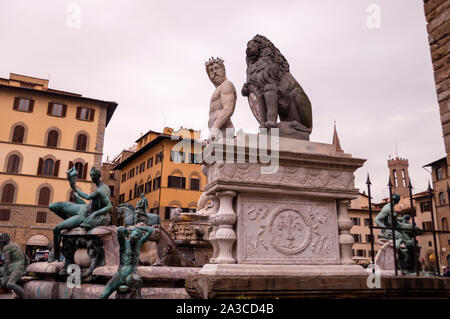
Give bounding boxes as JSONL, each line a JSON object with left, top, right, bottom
{"left": 387, "top": 157, "right": 410, "bottom": 198}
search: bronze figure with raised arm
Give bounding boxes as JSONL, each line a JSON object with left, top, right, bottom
{"left": 48, "top": 166, "right": 112, "bottom": 261}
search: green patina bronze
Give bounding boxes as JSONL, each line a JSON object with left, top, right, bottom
{"left": 101, "top": 225, "right": 154, "bottom": 299}
{"left": 48, "top": 166, "right": 112, "bottom": 262}
{"left": 117, "top": 193, "right": 161, "bottom": 227}
{"left": 0, "top": 233, "right": 28, "bottom": 298}
{"left": 375, "top": 194, "right": 424, "bottom": 275}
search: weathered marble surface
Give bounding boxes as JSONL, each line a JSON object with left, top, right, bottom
{"left": 375, "top": 240, "right": 395, "bottom": 270}
{"left": 93, "top": 265, "right": 201, "bottom": 280}
{"left": 203, "top": 136, "right": 365, "bottom": 199}
{"left": 61, "top": 226, "right": 119, "bottom": 267}
{"left": 237, "top": 196, "right": 340, "bottom": 264}
{"left": 201, "top": 135, "right": 365, "bottom": 266}
{"left": 26, "top": 262, "right": 64, "bottom": 275}
{"left": 22, "top": 280, "right": 191, "bottom": 299}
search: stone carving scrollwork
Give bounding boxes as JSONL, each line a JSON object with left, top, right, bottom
{"left": 207, "top": 163, "right": 354, "bottom": 191}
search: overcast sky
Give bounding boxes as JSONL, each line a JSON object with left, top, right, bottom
{"left": 0, "top": 0, "right": 443, "bottom": 201}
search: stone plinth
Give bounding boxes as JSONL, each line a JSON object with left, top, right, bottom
{"left": 202, "top": 136, "right": 365, "bottom": 265}
{"left": 185, "top": 269, "right": 450, "bottom": 299}
{"left": 187, "top": 135, "right": 369, "bottom": 297}
{"left": 62, "top": 226, "right": 119, "bottom": 267}
{"left": 21, "top": 266, "right": 201, "bottom": 299}
{"left": 169, "top": 221, "right": 213, "bottom": 266}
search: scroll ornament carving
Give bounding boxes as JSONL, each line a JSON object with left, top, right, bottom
{"left": 207, "top": 163, "right": 354, "bottom": 190}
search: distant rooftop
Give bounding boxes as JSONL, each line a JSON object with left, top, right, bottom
{"left": 0, "top": 73, "right": 117, "bottom": 126}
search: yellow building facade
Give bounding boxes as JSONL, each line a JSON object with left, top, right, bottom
{"left": 0, "top": 73, "right": 117, "bottom": 256}
{"left": 114, "top": 127, "right": 205, "bottom": 226}
{"left": 348, "top": 193, "right": 381, "bottom": 265}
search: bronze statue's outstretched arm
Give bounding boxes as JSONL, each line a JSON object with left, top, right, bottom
{"left": 73, "top": 193, "right": 86, "bottom": 204}
{"left": 375, "top": 205, "right": 389, "bottom": 228}
{"left": 117, "top": 226, "right": 128, "bottom": 255}
{"left": 136, "top": 225, "right": 154, "bottom": 244}
{"left": 75, "top": 188, "right": 97, "bottom": 200}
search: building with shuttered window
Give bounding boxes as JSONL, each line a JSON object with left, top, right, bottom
{"left": 0, "top": 73, "right": 117, "bottom": 255}
{"left": 114, "top": 127, "right": 205, "bottom": 226}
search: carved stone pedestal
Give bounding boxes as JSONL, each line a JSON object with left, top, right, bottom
{"left": 187, "top": 135, "right": 367, "bottom": 298}
{"left": 56, "top": 226, "right": 119, "bottom": 281}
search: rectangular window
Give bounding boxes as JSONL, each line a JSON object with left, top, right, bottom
{"left": 130, "top": 168, "right": 135, "bottom": 178}
{"left": 0, "top": 209, "right": 11, "bottom": 221}
{"left": 352, "top": 234, "right": 361, "bottom": 243}
{"left": 422, "top": 221, "right": 433, "bottom": 231}
{"left": 365, "top": 234, "right": 373, "bottom": 243}
{"left": 153, "top": 176, "right": 161, "bottom": 190}
{"left": 190, "top": 178, "right": 200, "bottom": 190}
{"left": 122, "top": 174, "right": 126, "bottom": 183}
{"left": 109, "top": 186, "right": 114, "bottom": 196}
{"left": 436, "top": 167, "right": 444, "bottom": 180}
{"left": 364, "top": 218, "right": 371, "bottom": 226}
{"left": 49, "top": 103, "right": 64, "bottom": 117}
{"left": 192, "top": 153, "right": 202, "bottom": 164}
{"left": 129, "top": 190, "right": 132, "bottom": 201}
{"left": 165, "top": 207, "right": 172, "bottom": 220}
{"left": 147, "top": 157, "right": 153, "bottom": 169}
{"left": 170, "top": 150, "right": 184, "bottom": 163}
{"left": 145, "top": 181, "right": 152, "bottom": 194}
{"left": 350, "top": 217, "right": 360, "bottom": 226}
{"left": 13, "top": 97, "right": 34, "bottom": 112}
{"left": 356, "top": 250, "right": 366, "bottom": 257}
{"left": 155, "top": 152, "right": 163, "bottom": 164}
{"left": 168, "top": 176, "right": 186, "bottom": 189}
{"left": 140, "top": 162, "right": 145, "bottom": 173}
{"left": 109, "top": 171, "right": 115, "bottom": 179}
{"left": 420, "top": 201, "right": 431, "bottom": 212}
{"left": 76, "top": 107, "right": 95, "bottom": 121}
{"left": 36, "top": 211, "right": 47, "bottom": 223}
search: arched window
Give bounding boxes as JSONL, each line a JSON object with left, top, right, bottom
{"left": 393, "top": 169, "right": 398, "bottom": 188}
{"left": 38, "top": 187, "right": 51, "bottom": 206}
{"left": 47, "top": 130, "right": 59, "bottom": 147}
{"left": 76, "top": 134, "right": 87, "bottom": 151}
{"left": 401, "top": 169, "right": 406, "bottom": 187}
{"left": 1, "top": 183, "right": 15, "bottom": 203}
{"left": 6, "top": 155, "right": 20, "bottom": 173}
{"left": 42, "top": 159, "right": 54, "bottom": 176}
{"left": 439, "top": 192, "right": 446, "bottom": 206}
{"left": 442, "top": 218, "right": 448, "bottom": 231}
{"left": 12, "top": 125, "right": 25, "bottom": 143}
{"left": 74, "top": 162, "right": 84, "bottom": 179}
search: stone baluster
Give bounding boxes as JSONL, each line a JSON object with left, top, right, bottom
{"left": 213, "top": 190, "right": 237, "bottom": 264}
{"left": 208, "top": 217, "right": 219, "bottom": 264}
{"left": 337, "top": 199, "right": 354, "bottom": 264}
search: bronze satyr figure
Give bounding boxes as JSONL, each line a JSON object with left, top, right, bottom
{"left": 0, "top": 233, "right": 28, "bottom": 298}
{"left": 242, "top": 34, "right": 313, "bottom": 140}
{"left": 100, "top": 225, "right": 154, "bottom": 299}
